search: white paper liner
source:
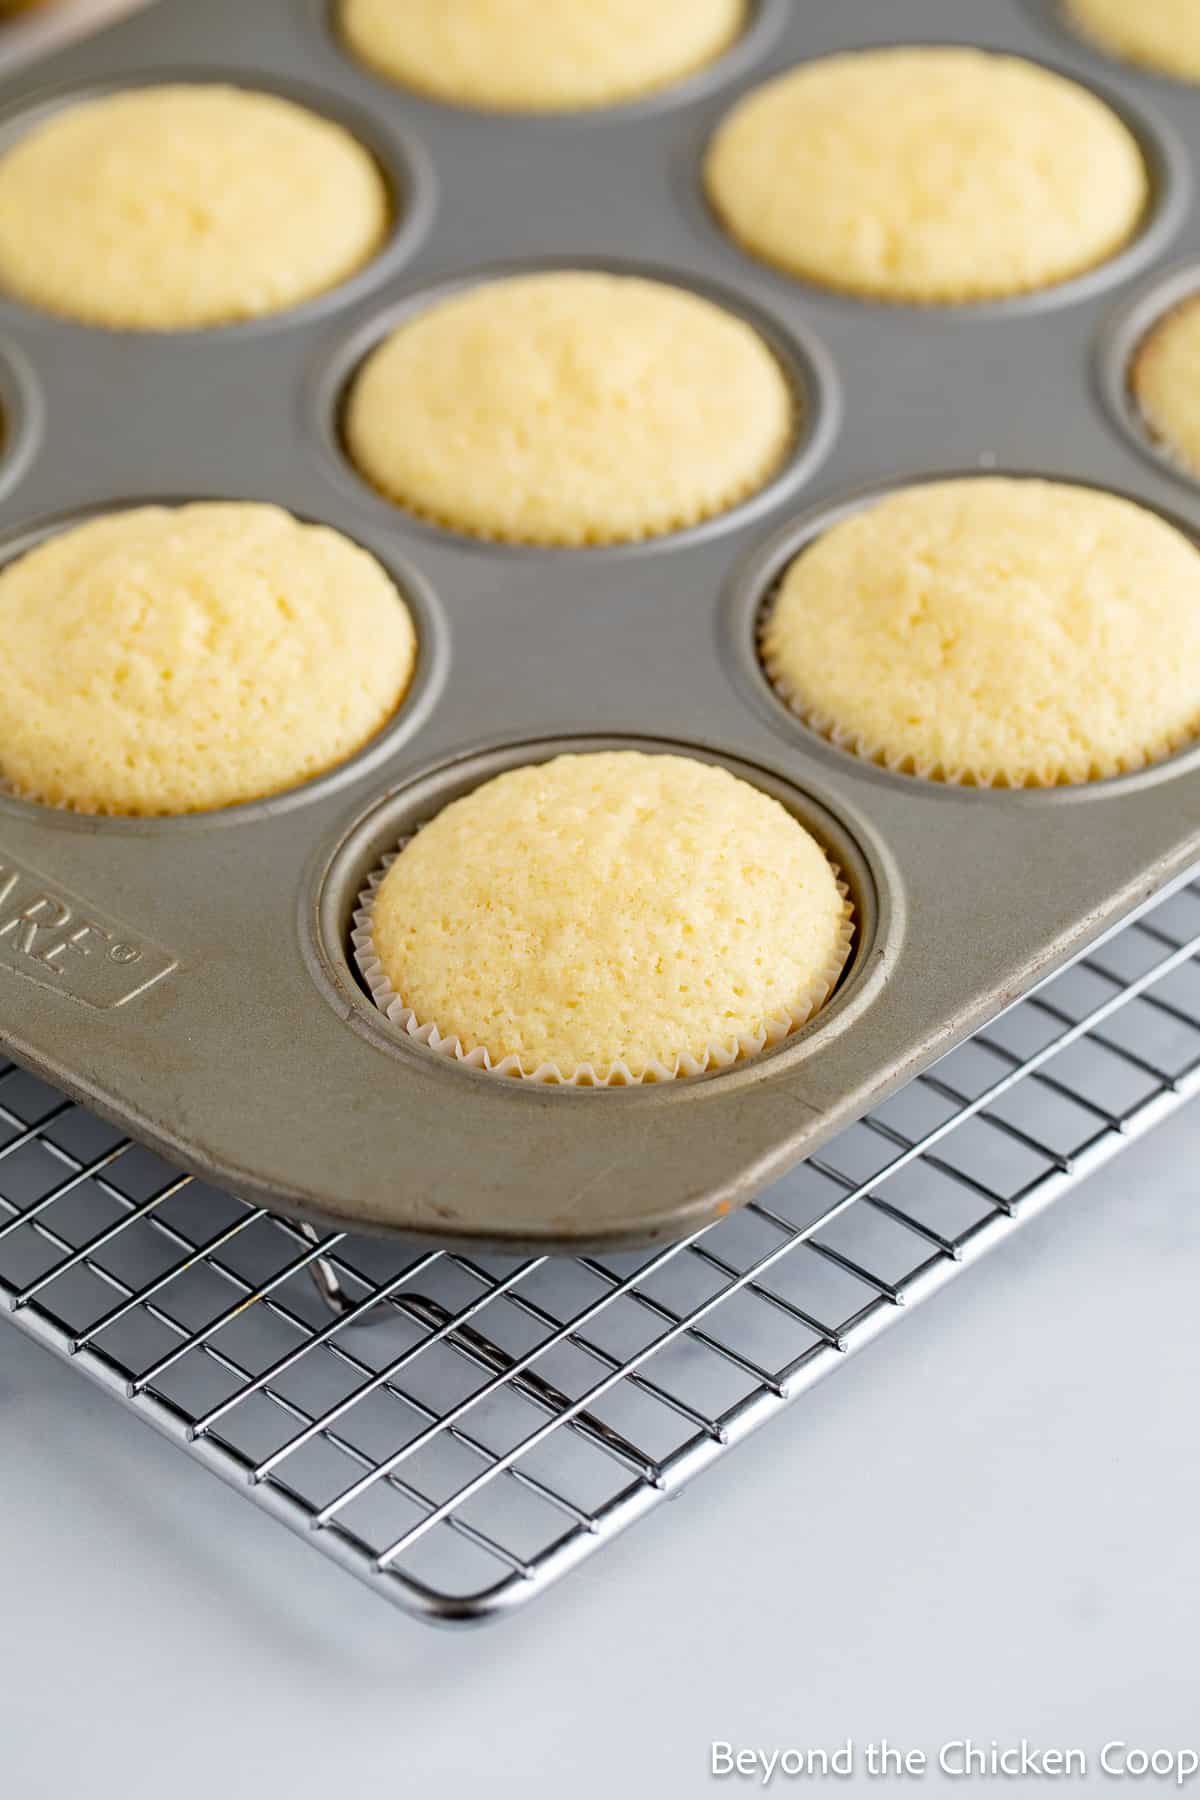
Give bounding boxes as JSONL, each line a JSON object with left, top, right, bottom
{"left": 1131, "top": 298, "right": 1200, "bottom": 484}
{"left": 351, "top": 834, "right": 855, "bottom": 1087}
{"left": 355, "top": 445, "right": 794, "bottom": 548}
{"left": 0, "top": 773, "right": 128, "bottom": 815}
{"left": 758, "top": 607, "right": 1200, "bottom": 788}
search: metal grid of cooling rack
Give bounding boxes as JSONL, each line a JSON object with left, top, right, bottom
{"left": 4, "top": 876, "right": 1200, "bottom": 1627}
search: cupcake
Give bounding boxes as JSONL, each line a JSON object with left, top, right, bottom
{"left": 1065, "top": 0, "right": 1200, "bottom": 82}
{"left": 339, "top": 0, "right": 745, "bottom": 112}
{"left": 704, "top": 47, "right": 1147, "bottom": 303}
{"left": 353, "top": 751, "right": 852, "bottom": 1082}
{"left": 0, "top": 85, "right": 389, "bottom": 329}
{"left": 761, "top": 477, "right": 1200, "bottom": 786}
{"left": 1131, "top": 296, "right": 1200, "bottom": 476}
{"left": 343, "top": 271, "right": 795, "bottom": 544}
{"left": 0, "top": 502, "right": 417, "bottom": 813}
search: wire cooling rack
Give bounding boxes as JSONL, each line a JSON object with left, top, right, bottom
{"left": 3, "top": 877, "right": 1200, "bottom": 1627}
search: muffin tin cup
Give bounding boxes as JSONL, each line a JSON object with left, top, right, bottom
{"left": 726, "top": 467, "right": 1200, "bottom": 799}
{"left": 0, "top": 495, "right": 452, "bottom": 827}
{"left": 311, "top": 0, "right": 795, "bottom": 125}
{"left": 680, "top": 37, "right": 1190, "bottom": 323}
{"left": 349, "top": 837, "right": 855, "bottom": 1086}
{"left": 0, "top": 0, "right": 1197, "bottom": 1251}
{"left": 1098, "top": 261, "right": 1200, "bottom": 490}
{"left": 0, "top": 336, "right": 39, "bottom": 506}
{"left": 1032, "top": 0, "right": 1200, "bottom": 88}
{"left": 0, "top": 64, "right": 437, "bottom": 339}
{"left": 750, "top": 471, "right": 1200, "bottom": 790}
{"left": 310, "top": 254, "right": 841, "bottom": 557}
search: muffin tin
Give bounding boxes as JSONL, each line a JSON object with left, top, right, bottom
{"left": 0, "top": 0, "right": 1198, "bottom": 1254}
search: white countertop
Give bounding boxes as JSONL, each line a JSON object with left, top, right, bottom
{"left": 4, "top": 1100, "right": 1198, "bottom": 1798}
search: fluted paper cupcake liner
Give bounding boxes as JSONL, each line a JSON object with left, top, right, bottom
{"left": 351, "top": 836, "right": 854, "bottom": 1087}
{"left": 759, "top": 612, "right": 1200, "bottom": 788}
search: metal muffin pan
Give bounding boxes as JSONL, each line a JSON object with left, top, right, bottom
{"left": 0, "top": 0, "right": 1198, "bottom": 1254}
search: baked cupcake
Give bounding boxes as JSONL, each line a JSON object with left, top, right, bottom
{"left": 1065, "top": 0, "right": 1200, "bottom": 82}
{"left": 704, "top": 47, "right": 1147, "bottom": 303}
{"left": 761, "top": 477, "right": 1200, "bottom": 786}
{"left": 0, "top": 85, "right": 389, "bottom": 329}
{"left": 1131, "top": 296, "right": 1200, "bottom": 475}
{"left": 0, "top": 503, "right": 417, "bottom": 813}
{"left": 343, "top": 271, "right": 794, "bottom": 544}
{"left": 339, "top": 0, "right": 745, "bottom": 112}
{"left": 353, "top": 752, "right": 852, "bottom": 1083}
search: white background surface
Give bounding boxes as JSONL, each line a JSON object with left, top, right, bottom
{"left": 1, "top": 4, "right": 1198, "bottom": 1794}
{"left": 4, "top": 1102, "right": 1199, "bottom": 1798}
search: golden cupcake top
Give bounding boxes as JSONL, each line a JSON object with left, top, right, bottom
{"left": 1132, "top": 297, "right": 1200, "bottom": 476}
{"left": 366, "top": 752, "right": 851, "bottom": 1080}
{"left": 339, "top": 0, "right": 745, "bottom": 111}
{"left": 0, "top": 503, "right": 416, "bottom": 814}
{"left": 1065, "top": 0, "right": 1200, "bottom": 81}
{"left": 344, "top": 271, "right": 794, "bottom": 545}
{"left": 0, "top": 85, "right": 390, "bottom": 329}
{"left": 704, "top": 47, "right": 1147, "bottom": 302}
{"left": 761, "top": 477, "right": 1200, "bottom": 787}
